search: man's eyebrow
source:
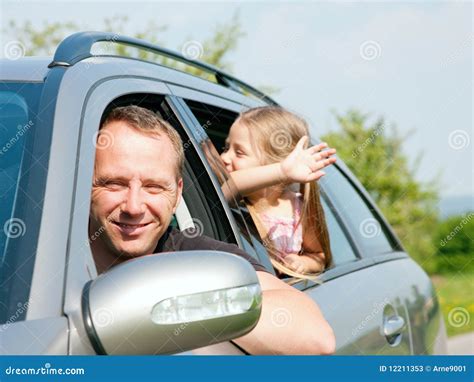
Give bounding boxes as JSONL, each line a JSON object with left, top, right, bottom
{"left": 141, "top": 177, "right": 170, "bottom": 185}
{"left": 94, "top": 175, "right": 126, "bottom": 184}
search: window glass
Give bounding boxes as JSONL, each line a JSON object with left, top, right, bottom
{"left": 1, "top": 90, "right": 32, "bottom": 258}
{"left": 183, "top": 99, "right": 274, "bottom": 271}
{"left": 320, "top": 166, "right": 394, "bottom": 256}
{"left": 0, "top": 82, "right": 45, "bottom": 324}
{"left": 321, "top": 197, "right": 358, "bottom": 266}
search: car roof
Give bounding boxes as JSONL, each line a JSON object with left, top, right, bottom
{"left": 0, "top": 54, "right": 270, "bottom": 109}
{"left": 0, "top": 57, "right": 51, "bottom": 82}
{"left": 0, "top": 32, "right": 277, "bottom": 108}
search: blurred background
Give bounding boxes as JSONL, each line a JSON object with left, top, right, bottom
{"left": 1, "top": 0, "right": 472, "bottom": 350}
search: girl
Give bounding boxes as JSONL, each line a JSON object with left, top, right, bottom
{"left": 220, "top": 106, "right": 335, "bottom": 279}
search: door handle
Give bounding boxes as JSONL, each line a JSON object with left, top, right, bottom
{"left": 383, "top": 315, "right": 406, "bottom": 345}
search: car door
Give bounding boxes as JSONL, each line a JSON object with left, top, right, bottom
{"left": 310, "top": 164, "right": 446, "bottom": 354}
{"left": 51, "top": 59, "right": 261, "bottom": 354}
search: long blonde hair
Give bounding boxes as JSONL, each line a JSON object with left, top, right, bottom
{"left": 234, "top": 106, "right": 332, "bottom": 280}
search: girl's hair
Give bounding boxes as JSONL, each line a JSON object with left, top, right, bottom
{"left": 234, "top": 106, "right": 332, "bottom": 280}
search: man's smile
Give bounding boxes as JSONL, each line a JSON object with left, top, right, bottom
{"left": 111, "top": 220, "right": 153, "bottom": 235}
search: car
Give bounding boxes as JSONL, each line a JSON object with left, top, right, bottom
{"left": 0, "top": 31, "right": 448, "bottom": 355}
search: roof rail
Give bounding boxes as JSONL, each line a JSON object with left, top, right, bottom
{"left": 49, "top": 31, "right": 277, "bottom": 105}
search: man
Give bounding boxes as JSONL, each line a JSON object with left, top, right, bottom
{"left": 89, "top": 105, "right": 336, "bottom": 355}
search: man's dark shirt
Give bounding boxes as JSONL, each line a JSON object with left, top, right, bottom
{"left": 155, "top": 226, "right": 267, "bottom": 273}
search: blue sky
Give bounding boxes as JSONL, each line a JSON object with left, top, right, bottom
{"left": 1, "top": 0, "right": 472, "bottom": 198}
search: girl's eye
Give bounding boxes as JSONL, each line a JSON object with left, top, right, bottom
{"left": 236, "top": 150, "right": 245, "bottom": 156}
{"left": 222, "top": 143, "right": 229, "bottom": 152}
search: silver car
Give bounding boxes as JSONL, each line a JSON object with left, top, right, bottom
{"left": 0, "top": 32, "right": 447, "bottom": 355}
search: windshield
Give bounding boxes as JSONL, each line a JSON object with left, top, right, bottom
{"left": 0, "top": 82, "right": 44, "bottom": 323}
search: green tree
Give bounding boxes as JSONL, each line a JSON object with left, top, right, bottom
{"left": 321, "top": 110, "right": 440, "bottom": 269}
{"left": 6, "top": 19, "right": 80, "bottom": 56}
{"left": 6, "top": 13, "right": 244, "bottom": 74}
{"left": 432, "top": 213, "right": 474, "bottom": 274}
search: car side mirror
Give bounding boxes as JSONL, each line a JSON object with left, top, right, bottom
{"left": 82, "top": 250, "right": 262, "bottom": 355}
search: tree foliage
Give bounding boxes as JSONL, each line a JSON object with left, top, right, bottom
{"left": 5, "top": 13, "right": 244, "bottom": 74}
{"left": 431, "top": 213, "right": 474, "bottom": 274}
{"left": 321, "top": 110, "right": 440, "bottom": 268}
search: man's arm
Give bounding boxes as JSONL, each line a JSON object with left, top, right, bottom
{"left": 234, "top": 271, "right": 336, "bottom": 355}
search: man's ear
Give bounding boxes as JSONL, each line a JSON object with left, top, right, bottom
{"left": 173, "top": 177, "right": 184, "bottom": 213}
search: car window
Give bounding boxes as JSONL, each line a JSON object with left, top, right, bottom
{"left": 181, "top": 99, "right": 275, "bottom": 271}
{"left": 160, "top": 99, "right": 243, "bottom": 243}
{"left": 319, "top": 165, "right": 395, "bottom": 257}
{"left": 183, "top": 99, "right": 383, "bottom": 273}
{"left": 0, "top": 83, "right": 46, "bottom": 324}
{"left": 183, "top": 99, "right": 362, "bottom": 276}
{"left": 320, "top": 196, "right": 358, "bottom": 266}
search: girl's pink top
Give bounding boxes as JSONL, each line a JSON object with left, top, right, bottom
{"left": 259, "top": 192, "right": 303, "bottom": 259}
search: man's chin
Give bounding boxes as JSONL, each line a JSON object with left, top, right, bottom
{"left": 110, "top": 240, "right": 156, "bottom": 260}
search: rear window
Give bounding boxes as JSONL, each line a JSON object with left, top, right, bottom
{"left": 0, "top": 82, "right": 44, "bottom": 323}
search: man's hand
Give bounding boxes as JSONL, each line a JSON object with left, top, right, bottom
{"left": 234, "top": 271, "right": 336, "bottom": 355}
{"left": 279, "top": 137, "right": 336, "bottom": 183}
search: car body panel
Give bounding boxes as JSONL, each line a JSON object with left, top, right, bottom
{"left": 0, "top": 57, "right": 50, "bottom": 82}
{"left": 306, "top": 258, "right": 446, "bottom": 354}
{"left": 0, "top": 317, "right": 68, "bottom": 355}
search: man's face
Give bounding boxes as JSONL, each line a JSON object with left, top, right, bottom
{"left": 89, "top": 120, "right": 183, "bottom": 260}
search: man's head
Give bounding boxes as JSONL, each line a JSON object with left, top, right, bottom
{"left": 89, "top": 105, "right": 184, "bottom": 270}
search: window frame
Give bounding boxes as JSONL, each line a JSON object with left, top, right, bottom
{"left": 321, "top": 163, "right": 405, "bottom": 258}
{"left": 172, "top": 94, "right": 276, "bottom": 272}
{"left": 174, "top": 93, "right": 409, "bottom": 287}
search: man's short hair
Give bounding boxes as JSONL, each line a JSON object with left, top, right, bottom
{"left": 100, "top": 105, "right": 184, "bottom": 179}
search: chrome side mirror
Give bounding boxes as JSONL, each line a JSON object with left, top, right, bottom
{"left": 82, "top": 251, "right": 262, "bottom": 354}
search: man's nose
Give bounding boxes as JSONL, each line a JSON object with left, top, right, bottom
{"left": 121, "top": 185, "right": 145, "bottom": 216}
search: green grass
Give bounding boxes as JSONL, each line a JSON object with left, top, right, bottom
{"left": 431, "top": 272, "right": 474, "bottom": 337}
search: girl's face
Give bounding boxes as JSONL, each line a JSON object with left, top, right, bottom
{"left": 220, "top": 122, "right": 262, "bottom": 173}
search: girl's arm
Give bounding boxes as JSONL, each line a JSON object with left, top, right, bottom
{"left": 284, "top": 228, "right": 326, "bottom": 274}
{"left": 284, "top": 252, "right": 325, "bottom": 274}
{"left": 222, "top": 137, "right": 336, "bottom": 198}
